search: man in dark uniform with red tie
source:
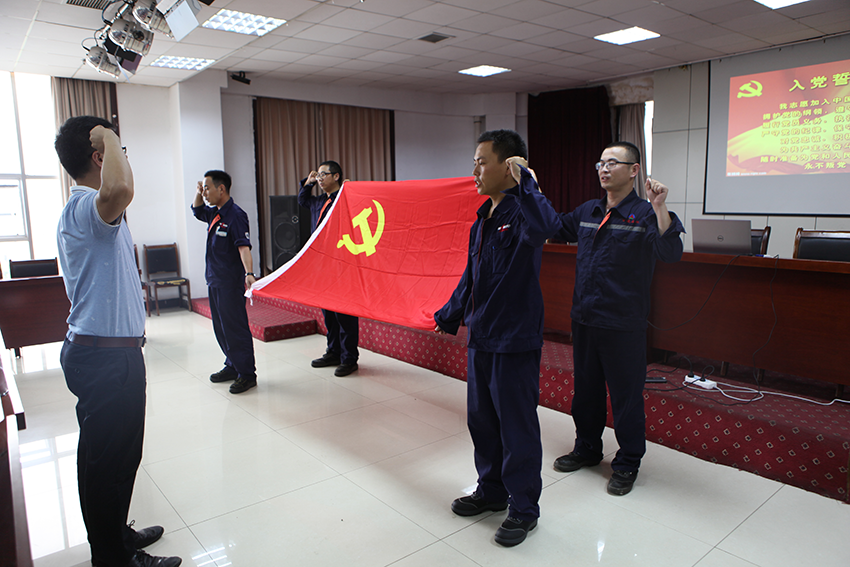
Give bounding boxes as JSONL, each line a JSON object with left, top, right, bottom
{"left": 298, "top": 160, "right": 359, "bottom": 377}
{"left": 192, "top": 170, "right": 258, "bottom": 394}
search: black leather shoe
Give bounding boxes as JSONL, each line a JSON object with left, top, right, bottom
{"left": 311, "top": 352, "right": 341, "bottom": 368}
{"left": 127, "top": 550, "right": 182, "bottom": 567}
{"left": 607, "top": 470, "right": 638, "bottom": 496}
{"left": 553, "top": 452, "right": 601, "bottom": 473}
{"left": 451, "top": 492, "right": 508, "bottom": 517}
{"left": 334, "top": 362, "right": 358, "bottom": 377}
{"left": 229, "top": 376, "right": 257, "bottom": 394}
{"left": 210, "top": 366, "right": 237, "bottom": 383}
{"left": 131, "top": 524, "right": 164, "bottom": 549}
{"left": 494, "top": 516, "right": 538, "bottom": 547}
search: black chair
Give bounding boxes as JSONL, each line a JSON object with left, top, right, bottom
{"left": 751, "top": 226, "right": 771, "bottom": 256}
{"left": 793, "top": 228, "right": 850, "bottom": 262}
{"left": 143, "top": 244, "right": 191, "bottom": 316}
{"left": 9, "top": 258, "right": 59, "bottom": 279}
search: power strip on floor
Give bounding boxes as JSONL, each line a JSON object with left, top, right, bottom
{"left": 685, "top": 375, "right": 717, "bottom": 389}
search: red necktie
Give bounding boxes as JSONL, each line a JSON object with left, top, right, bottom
{"left": 593, "top": 210, "right": 612, "bottom": 244}
{"left": 208, "top": 214, "right": 220, "bottom": 232}
{"left": 317, "top": 197, "right": 332, "bottom": 227}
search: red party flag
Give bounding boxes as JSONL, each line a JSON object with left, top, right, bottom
{"left": 250, "top": 177, "right": 486, "bottom": 331}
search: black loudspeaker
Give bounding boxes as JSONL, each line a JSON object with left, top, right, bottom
{"left": 270, "top": 195, "right": 312, "bottom": 271}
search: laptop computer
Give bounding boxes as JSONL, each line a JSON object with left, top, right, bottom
{"left": 691, "top": 219, "right": 752, "bottom": 255}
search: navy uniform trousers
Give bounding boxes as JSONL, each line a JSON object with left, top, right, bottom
{"left": 61, "top": 340, "right": 145, "bottom": 567}
{"left": 209, "top": 285, "right": 256, "bottom": 379}
{"left": 467, "top": 348, "right": 542, "bottom": 522}
{"left": 570, "top": 321, "right": 647, "bottom": 472}
{"left": 322, "top": 309, "right": 359, "bottom": 364}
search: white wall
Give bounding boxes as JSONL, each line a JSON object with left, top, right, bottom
{"left": 394, "top": 111, "right": 474, "bottom": 181}
{"left": 116, "top": 83, "right": 178, "bottom": 259}
{"left": 221, "top": 94, "right": 260, "bottom": 274}
{"left": 653, "top": 63, "right": 850, "bottom": 258}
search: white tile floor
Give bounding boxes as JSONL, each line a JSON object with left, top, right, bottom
{"left": 6, "top": 310, "right": 850, "bottom": 567}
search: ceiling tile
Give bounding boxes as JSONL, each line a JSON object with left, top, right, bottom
{"left": 450, "top": 13, "right": 518, "bottom": 34}
{"left": 321, "top": 9, "right": 396, "bottom": 32}
{"left": 294, "top": 24, "right": 364, "bottom": 43}
{"left": 494, "top": 0, "right": 572, "bottom": 20}
{"left": 404, "top": 3, "right": 479, "bottom": 26}
{"left": 353, "top": 0, "right": 435, "bottom": 18}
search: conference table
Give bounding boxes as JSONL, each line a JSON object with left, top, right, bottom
{"left": 540, "top": 244, "right": 850, "bottom": 389}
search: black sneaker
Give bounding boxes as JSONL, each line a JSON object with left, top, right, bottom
{"left": 127, "top": 550, "right": 182, "bottom": 567}
{"left": 494, "top": 516, "right": 538, "bottom": 547}
{"left": 450, "top": 491, "right": 508, "bottom": 517}
{"left": 311, "top": 352, "right": 341, "bottom": 368}
{"left": 607, "top": 470, "right": 638, "bottom": 496}
{"left": 334, "top": 362, "right": 358, "bottom": 377}
{"left": 229, "top": 376, "right": 257, "bottom": 394}
{"left": 553, "top": 452, "right": 601, "bottom": 473}
{"left": 210, "top": 366, "right": 237, "bottom": 383}
{"left": 129, "top": 521, "right": 164, "bottom": 549}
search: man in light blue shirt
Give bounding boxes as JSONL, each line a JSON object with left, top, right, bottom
{"left": 55, "top": 116, "right": 181, "bottom": 567}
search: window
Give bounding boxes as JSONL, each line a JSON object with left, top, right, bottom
{"left": 0, "top": 72, "right": 63, "bottom": 278}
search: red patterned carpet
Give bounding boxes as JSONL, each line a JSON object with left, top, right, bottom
{"left": 191, "top": 296, "right": 850, "bottom": 503}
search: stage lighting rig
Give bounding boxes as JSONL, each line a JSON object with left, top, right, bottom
{"left": 132, "top": 0, "right": 173, "bottom": 37}
{"left": 84, "top": 45, "right": 121, "bottom": 78}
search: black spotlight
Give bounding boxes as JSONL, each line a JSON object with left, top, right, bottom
{"left": 230, "top": 71, "right": 250, "bottom": 85}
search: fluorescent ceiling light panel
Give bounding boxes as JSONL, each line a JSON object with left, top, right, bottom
{"left": 594, "top": 26, "right": 660, "bottom": 45}
{"left": 151, "top": 56, "right": 216, "bottom": 70}
{"left": 202, "top": 9, "right": 286, "bottom": 36}
{"left": 459, "top": 65, "right": 510, "bottom": 77}
{"left": 753, "top": 0, "right": 810, "bottom": 8}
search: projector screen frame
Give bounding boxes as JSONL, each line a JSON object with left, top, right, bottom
{"left": 704, "top": 34, "right": 850, "bottom": 217}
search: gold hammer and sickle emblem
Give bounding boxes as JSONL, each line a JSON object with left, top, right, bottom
{"left": 737, "top": 80, "right": 763, "bottom": 98}
{"left": 337, "top": 200, "right": 385, "bottom": 256}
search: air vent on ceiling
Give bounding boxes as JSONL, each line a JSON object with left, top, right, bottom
{"left": 64, "top": 0, "right": 114, "bottom": 9}
{"left": 418, "top": 33, "right": 453, "bottom": 44}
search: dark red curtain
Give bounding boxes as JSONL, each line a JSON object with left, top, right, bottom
{"left": 528, "top": 86, "right": 612, "bottom": 213}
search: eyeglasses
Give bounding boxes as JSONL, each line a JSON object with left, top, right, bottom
{"left": 595, "top": 160, "right": 635, "bottom": 170}
{"left": 317, "top": 172, "right": 332, "bottom": 179}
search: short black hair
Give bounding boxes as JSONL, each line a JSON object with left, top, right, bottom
{"left": 605, "top": 141, "right": 641, "bottom": 165}
{"left": 54, "top": 115, "right": 115, "bottom": 181}
{"left": 204, "top": 170, "right": 231, "bottom": 193}
{"left": 320, "top": 160, "right": 343, "bottom": 182}
{"left": 477, "top": 129, "right": 528, "bottom": 162}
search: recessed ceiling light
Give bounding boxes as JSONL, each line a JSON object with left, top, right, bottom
{"left": 753, "top": 0, "right": 810, "bottom": 8}
{"left": 151, "top": 56, "right": 216, "bottom": 71}
{"left": 202, "top": 9, "right": 286, "bottom": 37}
{"left": 459, "top": 65, "right": 510, "bottom": 77}
{"left": 594, "top": 26, "right": 660, "bottom": 45}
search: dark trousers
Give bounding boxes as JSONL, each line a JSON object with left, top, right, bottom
{"left": 322, "top": 309, "right": 359, "bottom": 364}
{"left": 570, "top": 321, "right": 647, "bottom": 472}
{"left": 60, "top": 339, "right": 146, "bottom": 567}
{"left": 209, "top": 285, "right": 256, "bottom": 379}
{"left": 467, "top": 348, "right": 542, "bottom": 521}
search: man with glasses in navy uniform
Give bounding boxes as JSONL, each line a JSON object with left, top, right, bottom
{"left": 299, "top": 160, "right": 360, "bottom": 377}
{"left": 552, "top": 141, "right": 684, "bottom": 496}
{"left": 55, "top": 116, "right": 181, "bottom": 567}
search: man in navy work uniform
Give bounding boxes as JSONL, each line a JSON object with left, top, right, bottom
{"left": 55, "top": 116, "right": 181, "bottom": 567}
{"left": 298, "top": 160, "right": 359, "bottom": 377}
{"left": 192, "top": 170, "right": 258, "bottom": 394}
{"left": 552, "top": 141, "right": 684, "bottom": 496}
{"left": 435, "top": 129, "right": 561, "bottom": 547}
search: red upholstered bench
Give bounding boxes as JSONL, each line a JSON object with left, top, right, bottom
{"left": 191, "top": 297, "right": 316, "bottom": 342}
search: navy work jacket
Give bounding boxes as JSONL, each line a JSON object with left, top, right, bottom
{"left": 435, "top": 167, "right": 561, "bottom": 353}
{"left": 557, "top": 190, "right": 684, "bottom": 331}
{"left": 298, "top": 179, "right": 339, "bottom": 234}
{"left": 192, "top": 197, "right": 251, "bottom": 289}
